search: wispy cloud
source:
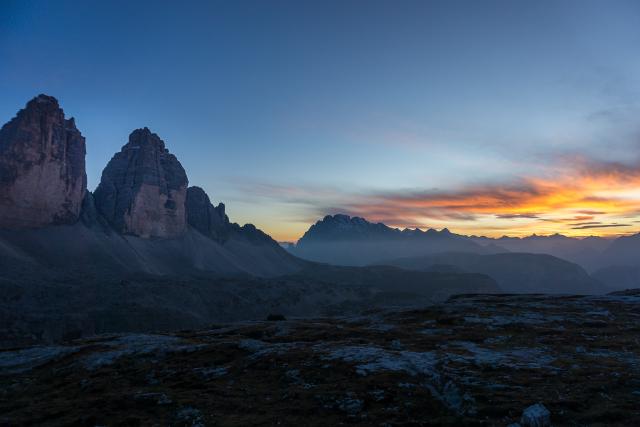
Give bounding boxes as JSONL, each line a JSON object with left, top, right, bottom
{"left": 571, "top": 223, "right": 631, "bottom": 230}
{"left": 569, "top": 221, "right": 601, "bottom": 227}
{"left": 230, "top": 153, "right": 640, "bottom": 238}
{"left": 495, "top": 213, "right": 540, "bottom": 219}
{"left": 576, "top": 210, "right": 607, "bottom": 215}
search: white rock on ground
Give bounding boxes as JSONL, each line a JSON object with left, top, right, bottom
{"left": 520, "top": 403, "right": 551, "bottom": 427}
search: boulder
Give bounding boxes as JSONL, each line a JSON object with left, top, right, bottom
{"left": 0, "top": 95, "right": 86, "bottom": 228}
{"left": 520, "top": 403, "right": 551, "bottom": 427}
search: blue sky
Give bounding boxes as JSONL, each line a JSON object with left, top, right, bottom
{"left": 2, "top": 0, "right": 640, "bottom": 240}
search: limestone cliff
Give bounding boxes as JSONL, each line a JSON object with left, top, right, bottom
{"left": 94, "top": 128, "right": 188, "bottom": 238}
{"left": 0, "top": 95, "right": 86, "bottom": 228}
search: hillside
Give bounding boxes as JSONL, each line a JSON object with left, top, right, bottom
{"left": 375, "top": 252, "right": 606, "bottom": 294}
{"left": 592, "top": 265, "right": 640, "bottom": 291}
{"left": 599, "top": 233, "right": 640, "bottom": 268}
{"left": 471, "top": 234, "right": 611, "bottom": 270}
{"left": 0, "top": 262, "right": 501, "bottom": 348}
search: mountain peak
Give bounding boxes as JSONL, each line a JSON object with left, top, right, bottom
{"left": 0, "top": 94, "right": 86, "bottom": 229}
{"left": 293, "top": 214, "right": 486, "bottom": 265}
{"left": 323, "top": 213, "right": 361, "bottom": 223}
{"left": 124, "top": 127, "right": 167, "bottom": 152}
{"left": 186, "top": 186, "right": 230, "bottom": 241}
{"left": 31, "top": 93, "right": 60, "bottom": 107}
{"left": 94, "top": 129, "right": 188, "bottom": 238}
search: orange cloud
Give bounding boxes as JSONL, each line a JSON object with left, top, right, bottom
{"left": 332, "top": 158, "right": 640, "bottom": 237}
{"left": 231, "top": 156, "right": 640, "bottom": 241}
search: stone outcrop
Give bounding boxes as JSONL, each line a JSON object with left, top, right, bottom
{"left": 186, "top": 186, "right": 230, "bottom": 241}
{"left": 94, "top": 128, "right": 188, "bottom": 238}
{"left": 0, "top": 95, "right": 86, "bottom": 228}
{"left": 186, "top": 186, "right": 277, "bottom": 245}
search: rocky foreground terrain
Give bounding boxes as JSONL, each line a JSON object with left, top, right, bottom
{"left": 1, "top": 291, "right": 639, "bottom": 426}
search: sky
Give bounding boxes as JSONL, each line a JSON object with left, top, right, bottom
{"left": 2, "top": 0, "right": 640, "bottom": 241}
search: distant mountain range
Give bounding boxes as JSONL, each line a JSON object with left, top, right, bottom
{"left": 469, "top": 233, "right": 611, "bottom": 268}
{"left": 291, "top": 214, "right": 639, "bottom": 273}
{"left": 291, "top": 214, "right": 491, "bottom": 266}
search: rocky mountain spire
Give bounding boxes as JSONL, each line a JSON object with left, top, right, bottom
{"left": 0, "top": 94, "right": 87, "bottom": 229}
{"left": 93, "top": 128, "right": 188, "bottom": 238}
{"left": 185, "top": 185, "right": 279, "bottom": 245}
{"left": 186, "top": 186, "right": 230, "bottom": 241}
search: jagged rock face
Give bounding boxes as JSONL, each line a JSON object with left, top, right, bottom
{"left": 94, "top": 128, "right": 188, "bottom": 238}
{"left": 185, "top": 186, "right": 277, "bottom": 245}
{"left": 304, "top": 214, "right": 397, "bottom": 242}
{"left": 186, "top": 186, "right": 230, "bottom": 241}
{"left": 292, "top": 214, "right": 488, "bottom": 266}
{"left": 297, "top": 214, "right": 452, "bottom": 244}
{"left": 0, "top": 95, "right": 86, "bottom": 229}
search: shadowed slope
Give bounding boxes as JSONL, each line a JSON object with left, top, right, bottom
{"left": 375, "top": 252, "right": 606, "bottom": 294}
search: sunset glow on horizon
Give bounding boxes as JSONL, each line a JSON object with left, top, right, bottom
{"left": 2, "top": 1, "right": 640, "bottom": 242}
{"left": 249, "top": 154, "right": 640, "bottom": 241}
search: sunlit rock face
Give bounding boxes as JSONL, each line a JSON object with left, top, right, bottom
{"left": 94, "top": 128, "right": 188, "bottom": 238}
{"left": 0, "top": 95, "right": 87, "bottom": 229}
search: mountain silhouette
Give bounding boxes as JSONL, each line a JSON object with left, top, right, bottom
{"left": 291, "top": 214, "right": 491, "bottom": 265}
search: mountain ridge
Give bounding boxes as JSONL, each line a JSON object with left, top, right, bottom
{"left": 291, "top": 214, "right": 491, "bottom": 265}
{"left": 0, "top": 95, "right": 300, "bottom": 278}
{"left": 292, "top": 214, "right": 639, "bottom": 271}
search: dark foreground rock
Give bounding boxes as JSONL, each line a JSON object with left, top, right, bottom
{"left": 1, "top": 291, "right": 639, "bottom": 426}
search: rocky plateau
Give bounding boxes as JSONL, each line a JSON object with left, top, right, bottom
{"left": 1, "top": 291, "right": 639, "bottom": 426}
